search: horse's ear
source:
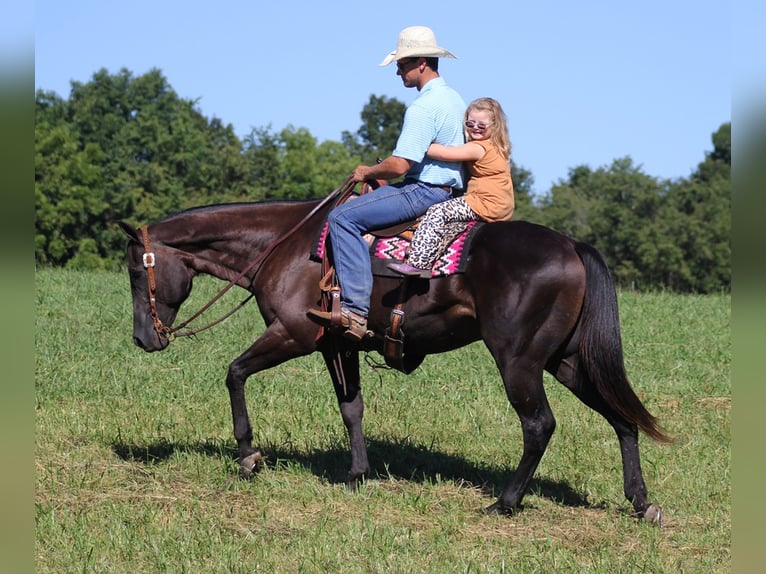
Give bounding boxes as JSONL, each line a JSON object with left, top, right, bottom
{"left": 117, "top": 221, "right": 141, "bottom": 243}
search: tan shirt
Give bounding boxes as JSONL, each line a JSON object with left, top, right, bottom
{"left": 463, "top": 140, "right": 514, "bottom": 222}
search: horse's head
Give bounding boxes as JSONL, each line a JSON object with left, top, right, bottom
{"left": 118, "top": 221, "right": 195, "bottom": 352}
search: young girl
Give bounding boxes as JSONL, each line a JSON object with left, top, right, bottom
{"left": 388, "top": 97, "right": 514, "bottom": 276}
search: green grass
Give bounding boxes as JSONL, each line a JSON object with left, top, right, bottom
{"left": 35, "top": 268, "right": 730, "bottom": 573}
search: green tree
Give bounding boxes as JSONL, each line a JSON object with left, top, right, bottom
{"left": 663, "top": 122, "right": 731, "bottom": 292}
{"left": 35, "top": 68, "right": 248, "bottom": 268}
{"left": 241, "top": 126, "right": 281, "bottom": 201}
{"left": 253, "top": 126, "right": 357, "bottom": 200}
{"left": 536, "top": 165, "right": 596, "bottom": 240}
{"left": 342, "top": 94, "right": 406, "bottom": 164}
{"left": 509, "top": 159, "right": 539, "bottom": 221}
{"left": 314, "top": 139, "right": 363, "bottom": 196}
{"left": 537, "top": 124, "right": 730, "bottom": 293}
{"left": 242, "top": 125, "right": 360, "bottom": 201}
{"left": 35, "top": 119, "right": 107, "bottom": 267}
{"left": 276, "top": 126, "right": 324, "bottom": 199}
{"left": 538, "top": 158, "right": 676, "bottom": 289}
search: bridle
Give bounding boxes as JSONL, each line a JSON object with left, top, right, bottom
{"left": 137, "top": 178, "right": 355, "bottom": 340}
{"left": 139, "top": 226, "right": 256, "bottom": 339}
{"left": 139, "top": 226, "right": 169, "bottom": 336}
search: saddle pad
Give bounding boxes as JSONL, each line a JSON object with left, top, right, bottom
{"left": 311, "top": 220, "right": 483, "bottom": 278}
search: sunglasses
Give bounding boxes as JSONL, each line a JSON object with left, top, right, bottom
{"left": 464, "top": 120, "right": 493, "bottom": 131}
{"left": 396, "top": 58, "right": 420, "bottom": 72}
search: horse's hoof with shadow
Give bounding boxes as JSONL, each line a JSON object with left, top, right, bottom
{"left": 344, "top": 472, "right": 367, "bottom": 491}
{"left": 642, "top": 503, "right": 663, "bottom": 527}
{"left": 484, "top": 501, "right": 518, "bottom": 517}
{"left": 238, "top": 451, "right": 264, "bottom": 479}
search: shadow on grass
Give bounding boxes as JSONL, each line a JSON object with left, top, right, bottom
{"left": 112, "top": 435, "right": 594, "bottom": 510}
{"left": 112, "top": 437, "right": 236, "bottom": 465}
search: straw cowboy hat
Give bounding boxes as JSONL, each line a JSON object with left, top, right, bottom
{"left": 379, "top": 26, "right": 457, "bottom": 66}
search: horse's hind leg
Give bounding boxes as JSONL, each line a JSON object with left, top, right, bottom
{"left": 486, "top": 358, "right": 556, "bottom": 516}
{"left": 321, "top": 348, "right": 370, "bottom": 488}
{"left": 551, "top": 357, "right": 662, "bottom": 524}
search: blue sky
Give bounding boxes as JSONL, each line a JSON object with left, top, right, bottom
{"left": 31, "top": 1, "right": 742, "bottom": 195}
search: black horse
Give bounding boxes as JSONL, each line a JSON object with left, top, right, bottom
{"left": 119, "top": 193, "right": 669, "bottom": 523}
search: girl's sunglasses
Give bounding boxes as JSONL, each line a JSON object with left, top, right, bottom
{"left": 464, "top": 120, "right": 492, "bottom": 131}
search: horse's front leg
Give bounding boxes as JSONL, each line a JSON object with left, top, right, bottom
{"left": 321, "top": 348, "right": 369, "bottom": 488}
{"left": 227, "top": 366, "right": 262, "bottom": 478}
{"left": 226, "top": 320, "right": 315, "bottom": 477}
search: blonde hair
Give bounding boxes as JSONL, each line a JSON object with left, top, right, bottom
{"left": 465, "top": 97, "right": 511, "bottom": 159}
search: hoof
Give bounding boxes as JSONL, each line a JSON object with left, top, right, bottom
{"left": 642, "top": 503, "right": 663, "bottom": 526}
{"left": 485, "top": 501, "right": 516, "bottom": 517}
{"left": 345, "top": 473, "right": 365, "bottom": 491}
{"left": 239, "top": 451, "right": 264, "bottom": 479}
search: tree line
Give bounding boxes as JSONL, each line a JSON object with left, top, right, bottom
{"left": 35, "top": 68, "right": 730, "bottom": 293}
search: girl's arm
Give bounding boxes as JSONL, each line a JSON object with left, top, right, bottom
{"left": 427, "top": 141, "right": 486, "bottom": 162}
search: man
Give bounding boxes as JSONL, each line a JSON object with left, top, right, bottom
{"left": 308, "top": 26, "right": 466, "bottom": 341}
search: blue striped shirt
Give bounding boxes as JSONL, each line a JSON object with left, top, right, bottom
{"left": 392, "top": 77, "right": 466, "bottom": 188}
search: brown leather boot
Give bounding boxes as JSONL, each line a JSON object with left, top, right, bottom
{"left": 306, "top": 307, "right": 370, "bottom": 342}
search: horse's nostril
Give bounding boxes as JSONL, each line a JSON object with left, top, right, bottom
{"left": 133, "top": 336, "right": 144, "bottom": 348}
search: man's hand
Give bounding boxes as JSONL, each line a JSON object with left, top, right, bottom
{"left": 350, "top": 165, "right": 373, "bottom": 183}
{"left": 350, "top": 156, "right": 413, "bottom": 183}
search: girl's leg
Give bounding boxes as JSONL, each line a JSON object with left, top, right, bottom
{"left": 407, "top": 197, "right": 480, "bottom": 270}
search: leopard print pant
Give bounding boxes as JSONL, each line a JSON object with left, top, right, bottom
{"left": 407, "top": 196, "right": 481, "bottom": 269}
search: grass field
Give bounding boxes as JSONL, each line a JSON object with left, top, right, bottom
{"left": 35, "top": 268, "right": 730, "bottom": 573}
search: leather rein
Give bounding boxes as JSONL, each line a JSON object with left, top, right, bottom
{"left": 138, "top": 178, "right": 355, "bottom": 340}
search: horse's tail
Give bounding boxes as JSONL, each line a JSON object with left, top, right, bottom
{"left": 574, "top": 241, "right": 672, "bottom": 443}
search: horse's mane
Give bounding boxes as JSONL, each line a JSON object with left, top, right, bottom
{"left": 154, "top": 198, "right": 322, "bottom": 225}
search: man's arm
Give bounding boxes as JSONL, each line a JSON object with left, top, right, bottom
{"left": 350, "top": 155, "right": 413, "bottom": 183}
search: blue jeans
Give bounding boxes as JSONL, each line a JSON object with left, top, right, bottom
{"left": 327, "top": 181, "right": 452, "bottom": 316}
